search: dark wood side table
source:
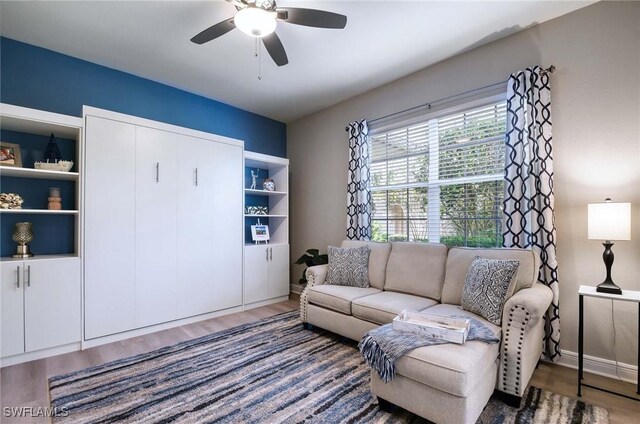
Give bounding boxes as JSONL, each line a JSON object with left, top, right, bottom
{"left": 578, "top": 285, "right": 640, "bottom": 401}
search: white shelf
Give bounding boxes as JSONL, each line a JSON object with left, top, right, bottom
{"left": 0, "top": 209, "right": 79, "bottom": 215}
{"left": 1, "top": 103, "right": 82, "bottom": 139}
{"left": 245, "top": 214, "right": 287, "bottom": 218}
{"left": 244, "top": 189, "right": 287, "bottom": 196}
{"left": 0, "top": 167, "right": 78, "bottom": 181}
{"left": 1, "top": 254, "right": 79, "bottom": 262}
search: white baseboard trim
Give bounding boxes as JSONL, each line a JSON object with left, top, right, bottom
{"left": 243, "top": 296, "right": 289, "bottom": 310}
{"left": 290, "top": 283, "right": 304, "bottom": 295}
{"left": 554, "top": 349, "right": 637, "bottom": 384}
{"left": 82, "top": 305, "right": 244, "bottom": 349}
{"left": 1, "top": 343, "right": 81, "bottom": 368}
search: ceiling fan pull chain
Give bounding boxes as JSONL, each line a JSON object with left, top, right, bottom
{"left": 256, "top": 38, "right": 263, "bottom": 80}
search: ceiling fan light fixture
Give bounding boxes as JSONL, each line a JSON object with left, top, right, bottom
{"left": 234, "top": 7, "right": 277, "bottom": 38}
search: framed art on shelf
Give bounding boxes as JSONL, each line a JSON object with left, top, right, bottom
{"left": 0, "top": 142, "right": 22, "bottom": 167}
{"left": 251, "top": 224, "right": 270, "bottom": 244}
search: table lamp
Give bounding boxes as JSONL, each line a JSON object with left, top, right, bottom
{"left": 587, "top": 198, "right": 631, "bottom": 295}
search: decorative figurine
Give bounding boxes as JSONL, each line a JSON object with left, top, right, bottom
{"left": 250, "top": 169, "right": 259, "bottom": 190}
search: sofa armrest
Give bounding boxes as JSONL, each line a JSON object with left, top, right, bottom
{"left": 306, "top": 264, "right": 328, "bottom": 287}
{"left": 300, "top": 264, "right": 329, "bottom": 322}
{"left": 498, "top": 283, "right": 553, "bottom": 398}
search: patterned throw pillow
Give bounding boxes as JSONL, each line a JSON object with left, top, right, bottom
{"left": 461, "top": 256, "right": 520, "bottom": 326}
{"left": 325, "top": 246, "right": 371, "bottom": 288}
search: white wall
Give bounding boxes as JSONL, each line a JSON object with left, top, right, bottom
{"left": 288, "top": 1, "right": 640, "bottom": 367}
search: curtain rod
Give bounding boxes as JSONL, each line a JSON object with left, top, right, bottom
{"left": 344, "top": 65, "right": 555, "bottom": 132}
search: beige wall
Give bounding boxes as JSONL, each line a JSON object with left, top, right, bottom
{"left": 288, "top": 1, "right": 640, "bottom": 366}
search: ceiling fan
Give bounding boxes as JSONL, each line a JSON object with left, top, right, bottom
{"left": 191, "top": 0, "right": 347, "bottom": 66}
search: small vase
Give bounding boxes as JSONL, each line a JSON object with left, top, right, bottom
{"left": 12, "top": 222, "right": 34, "bottom": 258}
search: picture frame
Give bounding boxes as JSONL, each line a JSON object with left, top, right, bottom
{"left": 0, "top": 142, "right": 22, "bottom": 167}
{"left": 251, "top": 224, "right": 270, "bottom": 243}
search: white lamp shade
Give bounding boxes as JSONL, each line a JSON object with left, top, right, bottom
{"left": 588, "top": 202, "right": 631, "bottom": 241}
{"left": 234, "top": 7, "right": 277, "bottom": 38}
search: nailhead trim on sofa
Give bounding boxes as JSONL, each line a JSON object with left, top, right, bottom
{"left": 499, "top": 304, "right": 530, "bottom": 396}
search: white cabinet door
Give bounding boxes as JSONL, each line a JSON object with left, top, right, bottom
{"left": 269, "top": 244, "right": 290, "bottom": 298}
{"left": 84, "top": 116, "right": 136, "bottom": 339}
{"left": 135, "top": 126, "right": 178, "bottom": 328}
{"left": 244, "top": 245, "right": 269, "bottom": 304}
{"left": 176, "top": 135, "right": 217, "bottom": 318}
{"left": 211, "top": 142, "right": 243, "bottom": 310}
{"left": 24, "top": 259, "right": 81, "bottom": 352}
{"left": 1, "top": 262, "right": 24, "bottom": 357}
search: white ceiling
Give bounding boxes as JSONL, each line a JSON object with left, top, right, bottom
{"left": 0, "top": 1, "right": 593, "bottom": 122}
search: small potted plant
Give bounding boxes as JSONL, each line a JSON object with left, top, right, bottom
{"left": 294, "top": 249, "right": 329, "bottom": 284}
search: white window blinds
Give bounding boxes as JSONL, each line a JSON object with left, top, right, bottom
{"left": 370, "top": 99, "right": 506, "bottom": 246}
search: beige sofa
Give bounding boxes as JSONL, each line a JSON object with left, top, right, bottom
{"left": 300, "top": 240, "right": 553, "bottom": 424}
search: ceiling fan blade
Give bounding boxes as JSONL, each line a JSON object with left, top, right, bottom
{"left": 276, "top": 8, "right": 347, "bottom": 29}
{"left": 191, "top": 17, "right": 236, "bottom": 44}
{"left": 262, "top": 33, "right": 288, "bottom": 66}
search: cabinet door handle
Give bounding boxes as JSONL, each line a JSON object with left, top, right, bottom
{"left": 26, "top": 265, "right": 31, "bottom": 287}
{"left": 16, "top": 266, "right": 20, "bottom": 288}
{"left": 266, "top": 248, "right": 269, "bottom": 261}
{"left": 195, "top": 168, "right": 199, "bottom": 187}
{"left": 270, "top": 248, "right": 273, "bottom": 261}
{"left": 155, "top": 162, "right": 160, "bottom": 183}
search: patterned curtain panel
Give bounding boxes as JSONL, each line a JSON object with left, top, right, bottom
{"left": 502, "top": 66, "right": 560, "bottom": 361}
{"left": 346, "top": 120, "right": 372, "bottom": 240}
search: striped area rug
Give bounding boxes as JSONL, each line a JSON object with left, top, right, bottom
{"left": 49, "top": 311, "right": 608, "bottom": 423}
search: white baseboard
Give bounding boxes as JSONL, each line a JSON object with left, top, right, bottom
{"left": 290, "top": 283, "right": 305, "bottom": 295}
{"left": 554, "top": 349, "right": 637, "bottom": 384}
{"left": 1, "top": 343, "right": 81, "bottom": 368}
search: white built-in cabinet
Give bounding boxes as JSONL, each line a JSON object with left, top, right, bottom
{"left": 83, "top": 108, "right": 243, "bottom": 340}
{"left": 244, "top": 244, "right": 290, "bottom": 304}
{"left": 0, "top": 103, "right": 83, "bottom": 365}
{"left": 134, "top": 126, "right": 179, "bottom": 328}
{"left": 243, "top": 152, "right": 290, "bottom": 306}
{"left": 84, "top": 116, "right": 136, "bottom": 339}
{"left": 1, "top": 258, "right": 80, "bottom": 357}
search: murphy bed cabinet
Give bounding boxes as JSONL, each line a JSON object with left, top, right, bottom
{"left": 0, "top": 103, "right": 83, "bottom": 366}
{"left": 243, "top": 152, "right": 290, "bottom": 307}
{"left": 83, "top": 107, "right": 244, "bottom": 341}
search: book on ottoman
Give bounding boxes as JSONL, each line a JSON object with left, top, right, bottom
{"left": 392, "top": 310, "right": 470, "bottom": 344}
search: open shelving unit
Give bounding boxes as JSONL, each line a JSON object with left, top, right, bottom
{"left": 0, "top": 103, "right": 83, "bottom": 258}
{"left": 243, "top": 151, "right": 290, "bottom": 307}
{"left": 244, "top": 151, "right": 289, "bottom": 246}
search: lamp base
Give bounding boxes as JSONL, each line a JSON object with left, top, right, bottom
{"left": 12, "top": 244, "right": 33, "bottom": 258}
{"left": 596, "top": 281, "right": 622, "bottom": 295}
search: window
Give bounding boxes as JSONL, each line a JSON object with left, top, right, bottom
{"left": 370, "top": 99, "right": 506, "bottom": 247}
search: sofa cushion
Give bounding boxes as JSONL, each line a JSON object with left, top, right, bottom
{"left": 461, "top": 257, "right": 520, "bottom": 325}
{"left": 384, "top": 242, "right": 448, "bottom": 300}
{"left": 326, "top": 245, "right": 371, "bottom": 288}
{"left": 441, "top": 247, "right": 540, "bottom": 305}
{"left": 307, "top": 285, "right": 381, "bottom": 315}
{"left": 340, "top": 240, "right": 391, "bottom": 290}
{"left": 393, "top": 303, "right": 501, "bottom": 397}
{"left": 351, "top": 291, "right": 438, "bottom": 324}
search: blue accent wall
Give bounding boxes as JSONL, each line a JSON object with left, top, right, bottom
{"left": 0, "top": 37, "right": 286, "bottom": 156}
{"left": 0, "top": 37, "right": 287, "bottom": 256}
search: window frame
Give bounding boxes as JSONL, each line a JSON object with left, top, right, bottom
{"left": 369, "top": 92, "right": 507, "bottom": 246}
